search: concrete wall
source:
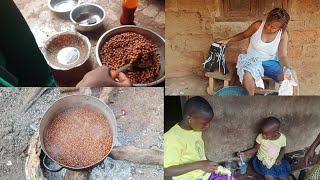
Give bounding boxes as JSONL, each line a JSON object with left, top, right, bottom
{"left": 198, "top": 96, "right": 320, "bottom": 162}
{"left": 166, "top": 0, "right": 320, "bottom": 95}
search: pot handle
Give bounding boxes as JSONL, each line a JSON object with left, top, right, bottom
{"left": 42, "top": 154, "right": 63, "bottom": 172}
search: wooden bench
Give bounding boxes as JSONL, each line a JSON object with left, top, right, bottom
{"left": 234, "top": 149, "right": 319, "bottom": 180}
{"left": 255, "top": 76, "right": 280, "bottom": 95}
{"left": 205, "top": 63, "right": 236, "bottom": 95}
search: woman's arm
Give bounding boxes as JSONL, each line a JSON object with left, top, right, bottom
{"left": 164, "top": 160, "right": 217, "bottom": 177}
{"left": 277, "top": 30, "right": 290, "bottom": 67}
{"left": 305, "top": 133, "right": 320, "bottom": 165}
{"left": 218, "top": 20, "right": 261, "bottom": 46}
{"left": 278, "top": 30, "right": 299, "bottom": 95}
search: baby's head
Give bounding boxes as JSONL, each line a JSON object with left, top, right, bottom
{"left": 183, "top": 96, "right": 214, "bottom": 132}
{"left": 265, "top": 8, "right": 290, "bottom": 33}
{"left": 261, "top": 117, "right": 280, "bottom": 140}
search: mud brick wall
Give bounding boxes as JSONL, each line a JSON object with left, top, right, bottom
{"left": 201, "top": 96, "right": 320, "bottom": 162}
{"left": 166, "top": 0, "right": 320, "bottom": 95}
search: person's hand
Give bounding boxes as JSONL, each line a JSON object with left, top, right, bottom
{"left": 217, "top": 39, "right": 230, "bottom": 47}
{"left": 237, "top": 151, "right": 246, "bottom": 157}
{"left": 197, "top": 160, "right": 218, "bottom": 173}
{"left": 305, "top": 148, "right": 315, "bottom": 166}
{"left": 275, "top": 159, "right": 282, "bottom": 165}
{"left": 76, "top": 66, "right": 132, "bottom": 87}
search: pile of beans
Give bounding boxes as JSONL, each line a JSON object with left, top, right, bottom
{"left": 100, "top": 32, "right": 160, "bottom": 84}
{"left": 45, "top": 107, "right": 113, "bottom": 167}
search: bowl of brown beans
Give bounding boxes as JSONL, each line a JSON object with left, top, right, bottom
{"left": 96, "top": 25, "right": 165, "bottom": 86}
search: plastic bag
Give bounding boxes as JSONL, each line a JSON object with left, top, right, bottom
{"left": 208, "top": 172, "right": 237, "bottom": 180}
{"left": 203, "top": 42, "right": 229, "bottom": 74}
{"left": 278, "top": 69, "right": 298, "bottom": 96}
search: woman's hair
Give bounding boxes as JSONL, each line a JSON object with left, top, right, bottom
{"left": 266, "top": 8, "right": 290, "bottom": 30}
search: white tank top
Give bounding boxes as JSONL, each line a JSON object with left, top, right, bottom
{"left": 247, "top": 20, "right": 282, "bottom": 61}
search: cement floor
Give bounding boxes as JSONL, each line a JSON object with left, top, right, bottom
{"left": 13, "top": 0, "right": 165, "bottom": 86}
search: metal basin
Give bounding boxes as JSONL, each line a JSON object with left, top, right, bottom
{"left": 96, "top": 25, "right": 165, "bottom": 86}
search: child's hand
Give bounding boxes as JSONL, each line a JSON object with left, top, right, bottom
{"left": 237, "top": 151, "right": 246, "bottom": 157}
{"left": 197, "top": 160, "right": 218, "bottom": 172}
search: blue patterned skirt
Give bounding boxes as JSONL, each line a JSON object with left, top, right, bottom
{"left": 252, "top": 156, "right": 291, "bottom": 178}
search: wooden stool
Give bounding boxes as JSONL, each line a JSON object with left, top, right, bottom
{"left": 255, "top": 76, "right": 280, "bottom": 95}
{"left": 205, "top": 63, "right": 236, "bottom": 95}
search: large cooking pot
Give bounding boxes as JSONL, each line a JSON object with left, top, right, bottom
{"left": 39, "top": 95, "right": 117, "bottom": 171}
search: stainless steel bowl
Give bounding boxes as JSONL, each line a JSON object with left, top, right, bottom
{"left": 70, "top": 3, "right": 105, "bottom": 32}
{"left": 48, "top": 0, "right": 79, "bottom": 16}
{"left": 96, "top": 25, "right": 165, "bottom": 86}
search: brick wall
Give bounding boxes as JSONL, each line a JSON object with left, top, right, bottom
{"left": 166, "top": 0, "right": 320, "bottom": 95}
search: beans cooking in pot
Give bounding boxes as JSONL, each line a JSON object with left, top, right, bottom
{"left": 100, "top": 32, "right": 160, "bottom": 84}
{"left": 45, "top": 107, "right": 113, "bottom": 167}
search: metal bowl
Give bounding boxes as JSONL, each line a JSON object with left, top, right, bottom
{"left": 43, "top": 31, "right": 91, "bottom": 70}
{"left": 70, "top": 3, "right": 105, "bottom": 32}
{"left": 96, "top": 25, "right": 165, "bottom": 87}
{"left": 48, "top": 0, "right": 79, "bottom": 16}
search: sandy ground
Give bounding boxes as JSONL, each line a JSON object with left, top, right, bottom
{"left": 0, "top": 87, "right": 163, "bottom": 180}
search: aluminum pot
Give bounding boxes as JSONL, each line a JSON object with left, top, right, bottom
{"left": 39, "top": 95, "right": 117, "bottom": 171}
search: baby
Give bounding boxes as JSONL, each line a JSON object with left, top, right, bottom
{"left": 238, "top": 117, "right": 290, "bottom": 180}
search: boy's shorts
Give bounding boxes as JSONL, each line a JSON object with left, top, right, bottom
{"left": 262, "top": 57, "right": 283, "bottom": 83}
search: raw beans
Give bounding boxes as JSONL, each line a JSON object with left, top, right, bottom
{"left": 100, "top": 32, "right": 160, "bottom": 84}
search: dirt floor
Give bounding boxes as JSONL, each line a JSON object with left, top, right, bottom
{"left": 165, "top": 75, "right": 208, "bottom": 96}
{"left": 0, "top": 87, "right": 163, "bottom": 180}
